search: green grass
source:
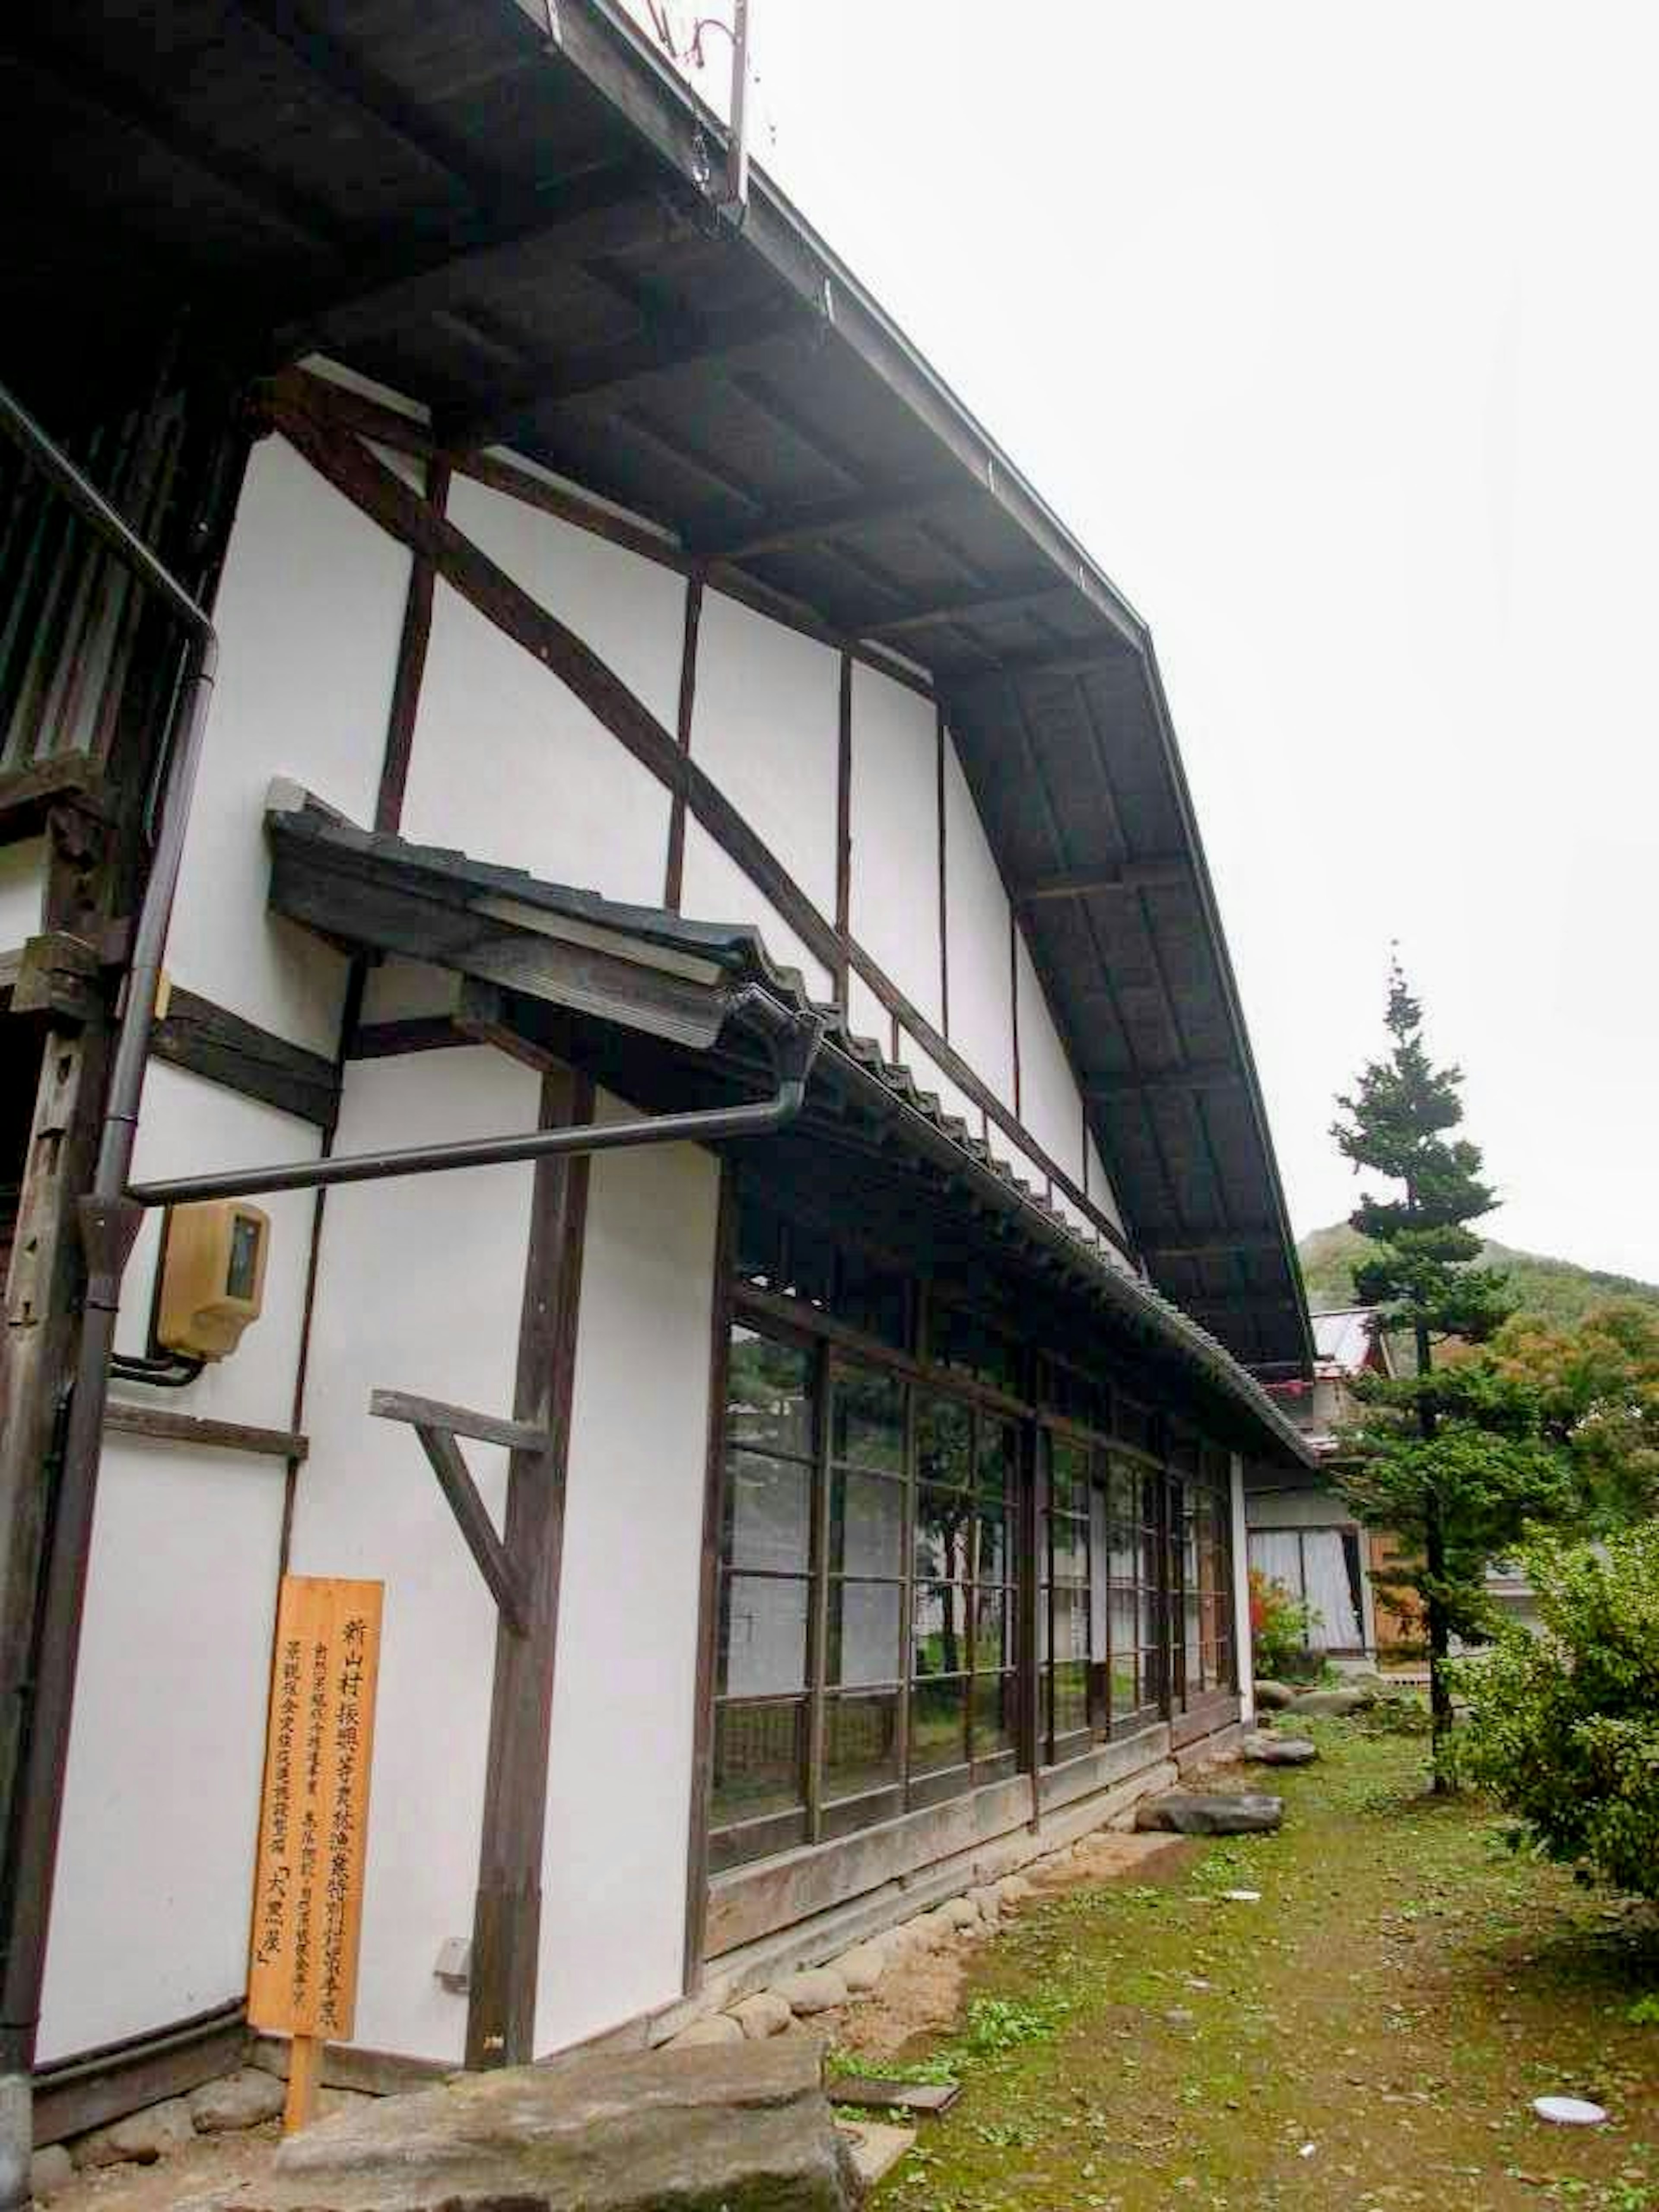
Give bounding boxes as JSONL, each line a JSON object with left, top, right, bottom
{"left": 867, "top": 1722, "right": 1659, "bottom": 2210}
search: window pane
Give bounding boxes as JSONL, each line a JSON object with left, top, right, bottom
{"left": 833, "top": 1468, "right": 905, "bottom": 1578}
{"left": 1048, "top": 1437, "right": 1090, "bottom": 1512}
{"left": 917, "top": 1395, "right": 973, "bottom": 1491}
{"left": 978, "top": 1420, "right": 1017, "bottom": 1498}
{"left": 1051, "top": 1659, "right": 1089, "bottom": 1738}
{"left": 914, "top": 1580, "right": 971, "bottom": 1677}
{"left": 831, "top": 1580, "right": 903, "bottom": 1688}
{"left": 719, "top": 1573, "right": 809, "bottom": 1695}
{"left": 727, "top": 1328, "right": 813, "bottom": 1457}
{"left": 724, "top": 1451, "right": 811, "bottom": 1572}
{"left": 972, "top": 1670, "right": 1017, "bottom": 1760}
{"left": 712, "top": 1698, "right": 805, "bottom": 1826}
{"left": 824, "top": 1691, "right": 901, "bottom": 1799}
{"left": 1051, "top": 1583, "right": 1090, "bottom": 1665}
{"left": 1109, "top": 1468, "right": 1138, "bottom": 1576}
{"left": 915, "top": 1488, "right": 973, "bottom": 1580}
{"left": 970, "top": 1587, "right": 1011, "bottom": 1672}
{"left": 910, "top": 1674, "right": 968, "bottom": 1773}
{"left": 976, "top": 1500, "right": 1014, "bottom": 1586}
{"left": 833, "top": 1366, "right": 905, "bottom": 1472}
{"left": 1049, "top": 1513, "right": 1089, "bottom": 1585}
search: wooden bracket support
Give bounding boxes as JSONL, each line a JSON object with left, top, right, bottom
{"left": 369, "top": 1389, "right": 543, "bottom": 1634}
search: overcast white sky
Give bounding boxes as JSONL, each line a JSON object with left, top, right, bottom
{"left": 635, "top": 3, "right": 1659, "bottom": 1281}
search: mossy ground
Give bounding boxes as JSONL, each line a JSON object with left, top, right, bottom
{"left": 853, "top": 1719, "right": 1659, "bottom": 2210}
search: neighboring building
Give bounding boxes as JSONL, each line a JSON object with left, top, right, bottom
{"left": 1249, "top": 1309, "right": 1393, "bottom": 1658}
{"left": 0, "top": 0, "right": 1315, "bottom": 2165}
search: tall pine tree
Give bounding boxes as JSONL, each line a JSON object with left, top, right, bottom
{"left": 1331, "top": 963, "right": 1571, "bottom": 1787}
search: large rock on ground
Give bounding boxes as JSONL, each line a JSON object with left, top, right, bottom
{"left": 1253, "top": 1679, "right": 1296, "bottom": 1710}
{"left": 1241, "top": 1732, "right": 1319, "bottom": 1767}
{"left": 1287, "top": 1688, "right": 1372, "bottom": 1718}
{"left": 1135, "top": 1790, "right": 1284, "bottom": 1837}
{"left": 774, "top": 1967, "right": 849, "bottom": 2015}
{"left": 189, "top": 2067, "right": 288, "bottom": 2133}
{"left": 75, "top": 2094, "right": 196, "bottom": 2166}
{"left": 249, "top": 2040, "right": 858, "bottom": 2212}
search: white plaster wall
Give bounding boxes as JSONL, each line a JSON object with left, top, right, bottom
{"left": 1014, "top": 928, "right": 1085, "bottom": 1185}
{"left": 444, "top": 473, "right": 686, "bottom": 734}
{"left": 359, "top": 957, "right": 461, "bottom": 1024}
{"left": 404, "top": 578, "right": 672, "bottom": 908}
{"left": 534, "top": 1108, "right": 719, "bottom": 2053}
{"left": 165, "top": 435, "right": 412, "bottom": 1056}
{"left": 290, "top": 1048, "right": 536, "bottom": 2062}
{"left": 941, "top": 741, "right": 1014, "bottom": 1110}
{"left": 37, "top": 1432, "right": 288, "bottom": 2060}
{"left": 690, "top": 591, "right": 839, "bottom": 919}
{"left": 849, "top": 665, "right": 941, "bottom": 1032}
{"left": 0, "top": 835, "right": 45, "bottom": 947}
{"left": 38, "top": 1067, "right": 317, "bottom": 2060}
{"left": 1084, "top": 1133, "right": 1126, "bottom": 1236}
{"left": 846, "top": 969, "right": 888, "bottom": 1052}
{"left": 679, "top": 822, "right": 835, "bottom": 1004}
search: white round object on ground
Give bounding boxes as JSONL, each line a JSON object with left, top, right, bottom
{"left": 1220, "top": 1889, "right": 1262, "bottom": 1903}
{"left": 1532, "top": 2096, "right": 1608, "bottom": 2126}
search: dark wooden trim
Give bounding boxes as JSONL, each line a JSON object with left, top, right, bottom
{"left": 31, "top": 2002, "right": 248, "bottom": 2148}
{"left": 369, "top": 1388, "right": 546, "bottom": 1455}
{"left": 1014, "top": 859, "right": 1189, "bottom": 905}
{"left": 9, "top": 932, "right": 102, "bottom": 1026}
{"left": 0, "top": 753, "right": 108, "bottom": 841}
{"left": 734, "top": 1283, "right": 1033, "bottom": 1423}
{"left": 102, "top": 1402, "right": 307, "bottom": 1462}
{"left": 347, "top": 1014, "right": 467, "bottom": 1058}
{"left": 663, "top": 574, "right": 702, "bottom": 912}
{"left": 1087, "top": 1062, "right": 1242, "bottom": 1103}
{"left": 270, "top": 370, "right": 935, "bottom": 701}
{"left": 935, "top": 704, "right": 950, "bottom": 1040}
{"left": 150, "top": 987, "right": 340, "bottom": 1130}
{"left": 469, "top": 1066, "right": 593, "bottom": 2066}
{"left": 1008, "top": 912, "right": 1022, "bottom": 1122}
{"left": 1142, "top": 1230, "right": 1282, "bottom": 1262}
{"left": 690, "top": 480, "right": 970, "bottom": 562}
{"left": 375, "top": 454, "right": 450, "bottom": 835}
{"left": 682, "top": 1160, "right": 737, "bottom": 1993}
{"left": 834, "top": 654, "right": 852, "bottom": 1008}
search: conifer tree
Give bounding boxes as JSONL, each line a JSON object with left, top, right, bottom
{"left": 1330, "top": 963, "right": 1573, "bottom": 1787}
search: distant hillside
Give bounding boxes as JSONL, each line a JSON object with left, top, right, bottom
{"left": 1298, "top": 1223, "right": 1659, "bottom": 1332}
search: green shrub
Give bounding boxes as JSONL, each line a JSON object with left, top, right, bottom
{"left": 1249, "top": 1566, "right": 1321, "bottom": 1680}
{"left": 1453, "top": 1522, "right": 1659, "bottom": 1899}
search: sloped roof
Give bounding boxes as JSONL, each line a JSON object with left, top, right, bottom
{"left": 265, "top": 783, "right": 1314, "bottom": 1466}
{"left": 1311, "top": 1308, "right": 1390, "bottom": 1377}
{"left": 6, "top": 0, "right": 1310, "bottom": 1372}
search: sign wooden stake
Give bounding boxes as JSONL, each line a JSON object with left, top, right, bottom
{"left": 246, "top": 1576, "right": 384, "bottom": 2135}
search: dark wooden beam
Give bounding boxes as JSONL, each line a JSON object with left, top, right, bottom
{"left": 445, "top": 297, "right": 807, "bottom": 455}
{"left": 410, "top": 1421, "right": 530, "bottom": 1634}
{"left": 860, "top": 575, "right": 1068, "bottom": 639}
{"left": 690, "top": 479, "right": 974, "bottom": 563}
{"left": 1087, "top": 1061, "right": 1242, "bottom": 1103}
{"left": 470, "top": 1066, "right": 592, "bottom": 2066}
{"left": 1014, "top": 858, "right": 1189, "bottom": 905}
{"left": 950, "top": 635, "right": 1135, "bottom": 686}
{"left": 103, "top": 1402, "right": 308, "bottom": 1462}
{"left": 151, "top": 988, "right": 340, "bottom": 1131}
{"left": 1142, "top": 1230, "right": 1284, "bottom": 1262}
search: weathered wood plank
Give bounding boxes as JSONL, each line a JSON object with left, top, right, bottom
{"left": 103, "top": 1401, "right": 308, "bottom": 1462}
{"left": 151, "top": 987, "right": 340, "bottom": 1130}
{"left": 412, "top": 1422, "right": 528, "bottom": 1634}
{"left": 369, "top": 1389, "right": 545, "bottom": 1456}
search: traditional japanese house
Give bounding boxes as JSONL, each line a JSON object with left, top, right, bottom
{"left": 0, "top": 0, "right": 1315, "bottom": 2173}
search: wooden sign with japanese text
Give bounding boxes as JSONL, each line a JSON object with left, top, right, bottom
{"left": 247, "top": 1576, "right": 382, "bottom": 2043}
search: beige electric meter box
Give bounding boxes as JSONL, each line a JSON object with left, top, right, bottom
{"left": 156, "top": 1200, "right": 270, "bottom": 1361}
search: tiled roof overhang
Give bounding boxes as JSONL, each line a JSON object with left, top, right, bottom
{"left": 6, "top": 0, "right": 1310, "bottom": 1373}
{"left": 266, "top": 784, "right": 1316, "bottom": 1469}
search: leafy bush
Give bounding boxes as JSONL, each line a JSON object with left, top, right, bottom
{"left": 1249, "top": 1566, "right": 1320, "bottom": 1679}
{"left": 1454, "top": 1522, "right": 1659, "bottom": 1898}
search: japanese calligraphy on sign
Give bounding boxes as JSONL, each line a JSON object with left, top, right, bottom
{"left": 247, "top": 1576, "right": 383, "bottom": 2041}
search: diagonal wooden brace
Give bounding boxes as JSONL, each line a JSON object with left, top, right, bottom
{"left": 370, "top": 1389, "right": 535, "bottom": 1634}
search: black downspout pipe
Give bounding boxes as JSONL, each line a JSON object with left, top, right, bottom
{"left": 0, "top": 383, "right": 216, "bottom": 2212}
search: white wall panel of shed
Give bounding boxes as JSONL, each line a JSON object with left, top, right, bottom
{"left": 849, "top": 664, "right": 941, "bottom": 1032}
{"left": 163, "top": 435, "right": 411, "bottom": 1056}
{"left": 37, "top": 1068, "right": 315, "bottom": 2060}
{"left": 1014, "top": 926, "right": 1085, "bottom": 1185}
{"left": 678, "top": 820, "right": 835, "bottom": 1005}
{"left": 404, "top": 580, "right": 673, "bottom": 908}
{"left": 941, "top": 740, "right": 1014, "bottom": 1110}
{"left": 534, "top": 1107, "right": 718, "bottom": 2053}
{"left": 690, "top": 590, "right": 839, "bottom": 918}
{"left": 1085, "top": 1133, "right": 1126, "bottom": 1235}
{"left": 289, "top": 1047, "right": 536, "bottom": 2063}
{"left": 0, "top": 834, "right": 45, "bottom": 949}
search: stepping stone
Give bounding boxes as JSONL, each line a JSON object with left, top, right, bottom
{"left": 1253, "top": 1679, "right": 1296, "bottom": 1710}
{"left": 1287, "top": 1688, "right": 1372, "bottom": 1717}
{"left": 1135, "top": 1790, "right": 1284, "bottom": 1836}
{"left": 838, "top": 2117, "right": 916, "bottom": 2187}
{"left": 260, "top": 2040, "right": 860, "bottom": 2210}
{"left": 1241, "top": 1731, "right": 1319, "bottom": 1767}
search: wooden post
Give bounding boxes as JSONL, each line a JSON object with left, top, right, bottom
{"left": 283, "top": 2034, "right": 324, "bottom": 2136}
